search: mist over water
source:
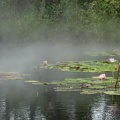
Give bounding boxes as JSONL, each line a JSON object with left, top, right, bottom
{"left": 0, "top": 40, "right": 119, "bottom": 73}
{"left": 0, "top": 0, "right": 120, "bottom": 73}
{"left": 0, "top": 1, "right": 120, "bottom": 120}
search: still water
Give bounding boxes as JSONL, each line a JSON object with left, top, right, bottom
{"left": 0, "top": 69, "right": 120, "bottom": 120}
{"left": 0, "top": 42, "right": 120, "bottom": 120}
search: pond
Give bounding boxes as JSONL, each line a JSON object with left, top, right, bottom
{"left": 0, "top": 42, "right": 120, "bottom": 120}
{"left": 0, "top": 80, "right": 120, "bottom": 120}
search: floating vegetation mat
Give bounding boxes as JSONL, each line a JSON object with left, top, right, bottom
{"left": 36, "top": 50, "right": 120, "bottom": 95}
{"left": 24, "top": 77, "right": 120, "bottom": 95}
{"left": 38, "top": 60, "right": 118, "bottom": 72}
{"left": 0, "top": 72, "right": 30, "bottom": 81}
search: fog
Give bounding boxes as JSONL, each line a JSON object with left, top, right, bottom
{"left": 0, "top": 0, "right": 120, "bottom": 73}
{"left": 0, "top": 39, "right": 119, "bottom": 73}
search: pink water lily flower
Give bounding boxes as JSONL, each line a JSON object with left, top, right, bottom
{"left": 99, "top": 74, "right": 106, "bottom": 80}
{"left": 43, "top": 60, "right": 48, "bottom": 65}
{"left": 109, "top": 58, "right": 116, "bottom": 63}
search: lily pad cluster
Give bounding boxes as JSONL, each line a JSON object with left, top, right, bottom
{"left": 36, "top": 50, "right": 120, "bottom": 95}
{"left": 24, "top": 77, "right": 120, "bottom": 95}
{"left": 0, "top": 72, "right": 29, "bottom": 80}
{"left": 38, "top": 60, "right": 118, "bottom": 72}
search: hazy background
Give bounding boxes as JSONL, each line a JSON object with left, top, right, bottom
{"left": 0, "top": 0, "right": 120, "bottom": 72}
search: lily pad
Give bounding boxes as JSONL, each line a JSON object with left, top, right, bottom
{"left": 51, "top": 76, "right": 117, "bottom": 94}
{"left": 80, "top": 89, "right": 101, "bottom": 94}
{"left": 37, "top": 52, "right": 120, "bottom": 95}
{"left": 38, "top": 60, "right": 118, "bottom": 72}
{"left": 0, "top": 72, "right": 29, "bottom": 80}
{"left": 24, "top": 80, "right": 39, "bottom": 83}
{"left": 104, "top": 90, "right": 120, "bottom": 95}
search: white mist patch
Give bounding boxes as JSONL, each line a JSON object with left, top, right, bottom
{"left": 0, "top": 41, "right": 119, "bottom": 72}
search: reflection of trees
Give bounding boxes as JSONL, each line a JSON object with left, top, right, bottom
{"left": 90, "top": 94, "right": 106, "bottom": 120}
{"left": 0, "top": 82, "right": 38, "bottom": 119}
{"left": 0, "top": 83, "right": 104, "bottom": 120}
{"left": 1, "top": 81, "right": 120, "bottom": 120}
{"left": 1, "top": 83, "right": 32, "bottom": 119}
{"left": 0, "top": 82, "right": 69, "bottom": 120}
{"left": 56, "top": 92, "right": 98, "bottom": 120}
{"left": 36, "top": 86, "right": 69, "bottom": 120}
{"left": 90, "top": 94, "right": 120, "bottom": 120}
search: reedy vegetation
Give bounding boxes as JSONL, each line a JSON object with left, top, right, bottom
{"left": 0, "top": 0, "right": 120, "bottom": 43}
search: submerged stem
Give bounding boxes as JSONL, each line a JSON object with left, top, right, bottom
{"left": 112, "top": 71, "right": 114, "bottom": 82}
{"left": 115, "top": 70, "right": 119, "bottom": 89}
{"left": 115, "top": 63, "right": 120, "bottom": 89}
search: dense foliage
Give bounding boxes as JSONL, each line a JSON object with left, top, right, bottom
{"left": 0, "top": 0, "right": 120, "bottom": 43}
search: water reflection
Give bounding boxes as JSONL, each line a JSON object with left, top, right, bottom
{"left": 0, "top": 82, "right": 120, "bottom": 120}
{"left": 91, "top": 94, "right": 120, "bottom": 120}
{"left": 91, "top": 94, "right": 107, "bottom": 120}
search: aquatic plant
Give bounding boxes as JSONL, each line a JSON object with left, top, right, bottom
{"left": 109, "top": 58, "right": 117, "bottom": 82}
{"left": 104, "top": 91, "right": 120, "bottom": 95}
{"left": 115, "top": 63, "right": 120, "bottom": 89}
{"left": 36, "top": 50, "right": 120, "bottom": 95}
{"left": 0, "top": 72, "right": 29, "bottom": 80}
{"left": 39, "top": 60, "right": 118, "bottom": 73}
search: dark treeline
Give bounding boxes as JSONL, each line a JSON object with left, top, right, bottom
{"left": 0, "top": 0, "right": 120, "bottom": 44}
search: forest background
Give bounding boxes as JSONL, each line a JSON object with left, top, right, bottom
{"left": 0, "top": 0, "right": 120, "bottom": 44}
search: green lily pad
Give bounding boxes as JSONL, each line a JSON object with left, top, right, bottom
{"left": 89, "top": 85, "right": 106, "bottom": 89}
{"left": 0, "top": 72, "right": 29, "bottom": 80}
{"left": 24, "top": 76, "right": 120, "bottom": 95}
{"left": 80, "top": 89, "right": 101, "bottom": 94}
{"left": 104, "top": 90, "right": 120, "bottom": 95}
{"left": 24, "top": 80, "right": 39, "bottom": 83}
{"left": 38, "top": 60, "right": 118, "bottom": 72}
{"left": 37, "top": 52, "right": 120, "bottom": 95}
